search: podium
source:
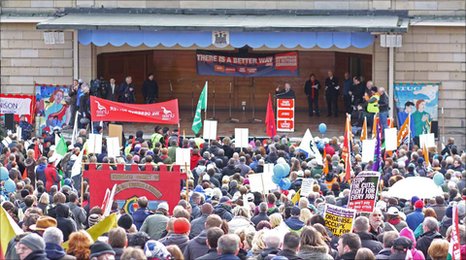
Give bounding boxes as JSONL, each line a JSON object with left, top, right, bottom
{"left": 276, "top": 98, "right": 295, "bottom": 132}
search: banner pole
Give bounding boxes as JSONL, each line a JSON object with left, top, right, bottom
{"left": 80, "top": 166, "right": 84, "bottom": 204}
{"left": 184, "top": 162, "right": 189, "bottom": 200}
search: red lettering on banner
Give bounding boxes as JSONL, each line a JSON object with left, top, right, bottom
{"left": 275, "top": 52, "right": 298, "bottom": 71}
{"left": 277, "top": 120, "right": 294, "bottom": 130}
{"left": 278, "top": 110, "right": 294, "bottom": 118}
{"left": 214, "top": 65, "right": 225, "bottom": 72}
{"left": 278, "top": 99, "right": 294, "bottom": 108}
{"left": 225, "top": 67, "right": 236, "bottom": 73}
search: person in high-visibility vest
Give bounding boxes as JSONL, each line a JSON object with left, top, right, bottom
{"left": 366, "top": 86, "right": 380, "bottom": 130}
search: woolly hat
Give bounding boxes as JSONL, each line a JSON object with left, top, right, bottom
{"left": 399, "top": 227, "right": 417, "bottom": 248}
{"left": 88, "top": 213, "right": 102, "bottom": 227}
{"left": 90, "top": 241, "right": 115, "bottom": 258}
{"left": 291, "top": 206, "right": 301, "bottom": 216}
{"left": 144, "top": 240, "right": 171, "bottom": 259}
{"left": 18, "top": 233, "right": 45, "bottom": 252}
{"left": 414, "top": 200, "right": 424, "bottom": 209}
{"left": 411, "top": 196, "right": 420, "bottom": 205}
{"left": 118, "top": 214, "right": 133, "bottom": 230}
{"left": 173, "top": 218, "right": 191, "bottom": 234}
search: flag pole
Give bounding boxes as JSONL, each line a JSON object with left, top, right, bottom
{"left": 184, "top": 162, "right": 189, "bottom": 200}
{"left": 80, "top": 166, "right": 84, "bottom": 205}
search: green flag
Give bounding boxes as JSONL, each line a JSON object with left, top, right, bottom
{"left": 192, "top": 81, "right": 208, "bottom": 134}
{"left": 55, "top": 136, "right": 68, "bottom": 157}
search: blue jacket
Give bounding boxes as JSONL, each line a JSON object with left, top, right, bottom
{"left": 132, "top": 208, "right": 152, "bottom": 230}
{"left": 406, "top": 209, "right": 424, "bottom": 231}
{"left": 36, "top": 163, "right": 47, "bottom": 185}
{"left": 284, "top": 216, "right": 305, "bottom": 231}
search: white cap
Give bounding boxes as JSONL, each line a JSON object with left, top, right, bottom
{"left": 387, "top": 207, "right": 399, "bottom": 216}
{"left": 157, "top": 202, "right": 169, "bottom": 211}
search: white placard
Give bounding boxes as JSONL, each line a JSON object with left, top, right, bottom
{"left": 106, "top": 137, "right": 120, "bottom": 158}
{"left": 248, "top": 164, "right": 278, "bottom": 193}
{"left": 384, "top": 128, "right": 398, "bottom": 151}
{"left": 16, "top": 126, "right": 22, "bottom": 141}
{"left": 87, "top": 134, "right": 102, "bottom": 154}
{"left": 419, "top": 133, "right": 435, "bottom": 148}
{"left": 362, "top": 139, "right": 376, "bottom": 163}
{"left": 176, "top": 148, "right": 191, "bottom": 169}
{"left": 234, "top": 128, "right": 249, "bottom": 148}
{"left": 300, "top": 178, "right": 315, "bottom": 197}
{"left": 203, "top": 120, "right": 217, "bottom": 140}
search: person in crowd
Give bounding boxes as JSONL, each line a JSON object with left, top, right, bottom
{"left": 183, "top": 214, "right": 222, "bottom": 260}
{"left": 375, "top": 231, "right": 398, "bottom": 260}
{"left": 416, "top": 217, "right": 443, "bottom": 258}
{"left": 68, "top": 79, "right": 81, "bottom": 127}
{"left": 325, "top": 70, "right": 340, "bottom": 117}
{"left": 108, "top": 227, "right": 127, "bottom": 260}
{"left": 140, "top": 202, "right": 170, "bottom": 240}
{"left": 43, "top": 227, "right": 76, "bottom": 260}
{"left": 142, "top": 73, "right": 159, "bottom": 104}
{"left": 337, "top": 233, "right": 361, "bottom": 260}
{"left": 275, "top": 82, "right": 296, "bottom": 99}
{"left": 407, "top": 199, "right": 425, "bottom": 231}
{"left": 384, "top": 207, "right": 408, "bottom": 232}
{"left": 276, "top": 232, "right": 301, "bottom": 260}
{"left": 197, "top": 227, "right": 225, "bottom": 260}
{"left": 189, "top": 203, "right": 213, "bottom": 238}
{"left": 251, "top": 202, "right": 270, "bottom": 227}
{"left": 378, "top": 87, "right": 390, "bottom": 131}
{"left": 56, "top": 203, "right": 77, "bottom": 241}
{"left": 284, "top": 206, "right": 305, "bottom": 233}
{"left": 217, "top": 234, "right": 241, "bottom": 260}
{"left": 105, "top": 78, "right": 119, "bottom": 101}
{"left": 78, "top": 83, "right": 91, "bottom": 129}
{"left": 159, "top": 217, "right": 190, "bottom": 252}
{"left": 15, "top": 233, "right": 48, "bottom": 260}
{"left": 67, "top": 192, "right": 86, "bottom": 230}
{"left": 304, "top": 73, "right": 320, "bottom": 117}
{"left": 355, "top": 248, "right": 376, "bottom": 260}
{"left": 89, "top": 241, "right": 116, "bottom": 260}
{"left": 132, "top": 196, "right": 152, "bottom": 231}
{"left": 352, "top": 216, "right": 383, "bottom": 255}
{"left": 398, "top": 227, "right": 426, "bottom": 259}
{"left": 298, "top": 226, "right": 333, "bottom": 259}
{"left": 427, "top": 239, "right": 449, "bottom": 260}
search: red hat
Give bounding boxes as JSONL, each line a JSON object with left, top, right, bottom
{"left": 414, "top": 200, "right": 424, "bottom": 209}
{"left": 173, "top": 218, "right": 191, "bottom": 234}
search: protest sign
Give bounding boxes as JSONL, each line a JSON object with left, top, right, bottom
{"left": 234, "top": 128, "right": 249, "bottom": 148}
{"left": 176, "top": 148, "right": 191, "bottom": 169}
{"left": 0, "top": 94, "right": 35, "bottom": 124}
{"left": 384, "top": 128, "right": 397, "bottom": 151}
{"left": 109, "top": 124, "right": 123, "bottom": 147}
{"left": 361, "top": 139, "right": 376, "bottom": 163}
{"left": 106, "top": 137, "right": 120, "bottom": 158}
{"left": 348, "top": 171, "right": 381, "bottom": 213}
{"left": 203, "top": 120, "right": 217, "bottom": 140}
{"left": 248, "top": 164, "right": 277, "bottom": 193}
{"left": 324, "top": 204, "right": 356, "bottom": 237}
{"left": 419, "top": 133, "right": 435, "bottom": 149}
{"left": 300, "top": 178, "right": 315, "bottom": 197}
{"left": 87, "top": 134, "right": 103, "bottom": 154}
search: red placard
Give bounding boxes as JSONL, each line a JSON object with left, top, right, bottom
{"left": 277, "top": 99, "right": 294, "bottom": 108}
{"left": 276, "top": 98, "right": 295, "bottom": 132}
{"left": 347, "top": 171, "right": 381, "bottom": 213}
{"left": 0, "top": 93, "right": 36, "bottom": 123}
{"left": 84, "top": 164, "right": 186, "bottom": 214}
{"left": 90, "top": 96, "right": 179, "bottom": 124}
{"left": 278, "top": 110, "right": 294, "bottom": 118}
{"left": 277, "top": 120, "right": 294, "bottom": 131}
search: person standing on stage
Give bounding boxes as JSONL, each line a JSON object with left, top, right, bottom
{"left": 325, "top": 70, "right": 340, "bottom": 117}
{"left": 275, "top": 82, "right": 296, "bottom": 99}
{"left": 351, "top": 76, "right": 365, "bottom": 108}
{"left": 68, "top": 79, "right": 81, "bottom": 127}
{"left": 304, "top": 74, "right": 320, "bottom": 116}
{"left": 106, "top": 78, "right": 119, "bottom": 101}
{"left": 142, "top": 73, "right": 159, "bottom": 104}
{"left": 119, "top": 76, "right": 136, "bottom": 104}
{"left": 343, "top": 72, "right": 353, "bottom": 114}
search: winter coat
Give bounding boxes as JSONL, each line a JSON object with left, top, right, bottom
{"left": 159, "top": 233, "right": 189, "bottom": 252}
{"left": 67, "top": 203, "right": 86, "bottom": 230}
{"left": 183, "top": 230, "right": 209, "bottom": 260}
{"left": 337, "top": 250, "right": 357, "bottom": 260}
{"left": 140, "top": 213, "right": 169, "bottom": 240}
{"left": 36, "top": 162, "right": 47, "bottom": 185}
{"left": 228, "top": 216, "right": 255, "bottom": 234}
{"left": 375, "top": 248, "right": 391, "bottom": 260}
{"left": 406, "top": 209, "right": 425, "bottom": 231}
{"left": 113, "top": 247, "right": 124, "bottom": 260}
{"left": 297, "top": 245, "right": 333, "bottom": 260}
{"left": 431, "top": 204, "right": 446, "bottom": 221}
{"left": 284, "top": 216, "right": 305, "bottom": 233}
{"left": 257, "top": 247, "right": 280, "bottom": 260}
{"left": 356, "top": 232, "right": 384, "bottom": 255}
{"left": 196, "top": 248, "right": 219, "bottom": 260}
{"left": 416, "top": 230, "right": 443, "bottom": 259}
{"left": 56, "top": 204, "right": 77, "bottom": 241}
{"left": 45, "top": 243, "right": 76, "bottom": 260}
{"left": 24, "top": 158, "right": 36, "bottom": 187}
{"left": 213, "top": 204, "right": 233, "bottom": 221}
{"left": 251, "top": 212, "right": 269, "bottom": 227}
{"left": 190, "top": 214, "right": 208, "bottom": 239}
{"left": 44, "top": 163, "right": 59, "bottom": 192}
{"left": 132, "top": 207, "right": 152, "bottom": 231}
{"left": 277, "top": 249, "right": 303, "bottom": 260}
{"left": 24, "top": 250, "right": 49, "bottom": 260}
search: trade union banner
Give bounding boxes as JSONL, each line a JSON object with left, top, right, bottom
{"left": 196, "top": 50, "right": 298, "bottom": 77}
{"left": 347, "top": 171, "right": 381, "bottom": 213}
{"left": 394, "top": 82, "right": 439, "bottom": 137}
{"left": 90, "top": 96, "right": 179, "bottom": 125}
{"left": 35, "top": 83, "right": 70, "bottom": 133}
{"left": 324, "top": 204, "right": 356, "bottom": 237}
{"left": 0, "top": 94, "right": 36, "bottom": 123}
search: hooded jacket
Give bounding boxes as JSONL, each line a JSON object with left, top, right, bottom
{"left": 416, "top": 230, "right": 442, "bottom": 259}
{"left": 183, "top": 230, "right": 209, "bottom": 260}
{"left": 159, "top": 233, "right": 189, "bottom": 252}
{"left": 399, "top": 227, "right": 426, "bottom": 260}
{"left": 284, "top": 216, "right": 305, "bottom": 232}
{"left": 45, "top": 243, "right": 76, "bottom": 260}
{"left": 297, "top": 245, "right": 333, "bottom": 260}
{"left": 56, "top": 204, "right": 77, "bottom": 241}
{"left": 213, "top": 204, "right": 233, "bottom": 221}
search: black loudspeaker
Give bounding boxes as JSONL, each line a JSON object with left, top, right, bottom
{"left": 4, "top": 114, "right": 15, "bottom": 131}
{"left": 431, "top": 121, "right": 439, "bottom": 138}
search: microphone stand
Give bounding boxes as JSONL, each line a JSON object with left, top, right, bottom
{"left": 227, "top": 81, "right": 239, "bottom": 123}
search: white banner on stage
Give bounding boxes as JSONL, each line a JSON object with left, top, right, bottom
{"left": 234, "top": 128, "right": 249, "bottom": 148}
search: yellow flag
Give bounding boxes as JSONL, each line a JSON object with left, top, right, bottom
{"left": 1, "top": 206, "right": 23, "bottom": 258}
{"left": 62, "top": 213, "right": 117, "bottom": 249}
{"left": 372, "top": 113, "right": 379, "bottom": 139}
{"left": 423, "top": 144, "right": 430, "bottom": 167}
{"left": 291, "top": 189, "right": 301, "bottom": 205}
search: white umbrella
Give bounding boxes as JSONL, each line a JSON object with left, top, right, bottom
{"left": 384, "top": 177, "right": 443, "bottom": 200}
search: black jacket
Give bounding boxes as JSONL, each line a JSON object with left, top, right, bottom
{"left": 24, "top": 250, "right": 50, "bottom": 260}
{"left": 142, "top": 79, "right": 159, "bottom": 99}
{"left": 375, "top": 248, "right": 391, "bottom": 260}
{"left": 416, "top": 230, "right": 443, "bottom": 259}
{"left": 251, "top": 212, "right": 269, "bottom": 227}
{"left": 277, "top": 249, "right": 303, "bottom": 260}
{"left": 304, "top": 80, "right": 320, "bottom": 98}
{"left": 356, "top": 231, "right": 384, "bottom": 255}
{"left": 56, "top": 204, "right": 77, "bottom": 241}
{"left": 337, "top": 250, "right": 357, "bottom": 260}
{"left": 195, "top": 248, "right": 219, "bottom": 260}
{"left": 275, "top": 89, "right": 296, "bottom": 99}
{"left": 78, "top": 93, "right": 90, "bottom": 118}
{"left": 325, "top": 77, "right": 339, "bottom": 96}
{"left": 379, "top": 93, "right": 389, "bottom": 112}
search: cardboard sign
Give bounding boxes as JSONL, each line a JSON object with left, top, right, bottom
{"left": 108, "top": 124, "right": 123, "bottom": 147}
{"left": 384, "top": 128, "right": 398, "bottom": 151}
{"left": 106, "top": 137, "right": 120, "bottom": 158}
{"left": 203, "top": 120, "right": 217, "bottom": 140}
{"left": 176, "top": 148, "right": 191, "bottom": 169}
{"left": 300, "top": 178, "right": 315, "bottom": 197}
{"left": 419, "top": 133, "right": 435, "bottom": 148}
{"left": 362, "top": 139, "right": 376, "bottom": 163}
{"left": 84, "top": 164, "right": 187, "bottom": 215}
{"left": 324, "top": 204, "right": 356, "bottom": 237}
{"left": 234, "top": 128, "right": 249, "bottom": 148}
{"left": 347, "top": 171, "right": 381, "bottom": 213}
{"left": 248, "top": 164, "right": 277, "bottom": 193}
{"left": 276, "top": 99, "right": 295, "bottom": 132}
{"left": 16, "top": 126, "right": 22, "bottom": 141}
{"left": 88, "top": 134, "right": 103, "bottom": 154}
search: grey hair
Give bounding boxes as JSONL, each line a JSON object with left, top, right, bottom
{"left": 264, "top": 231, "right": 281, "bottom": 248}
{"left": 259, "top": 202, "right": 268, "bottom": 213}
{"left": 217, "top": 234, "right": 240, "bottom": 254}
{"left": 353, "top": 216, "right": 370, "bottom": 233}
{"left": 43, "top": 227, "right": 64, "bottom": 244}
{"left": 423, "top": 217, "right": 439, "bottom": 232}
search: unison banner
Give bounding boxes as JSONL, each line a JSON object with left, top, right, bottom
{"left": 0, "top": 94, "right": 35, "bottom": 123}
{"left": 347, "top": 171, "right": 381, "bottom": 213}
{"left": 196, "top": 50, "right": 298, "bottom": 77}
{"left": 90, "top": 96, "right": 179, "bottom": 125}
{"left": 394, "top": 83, "right": 439, "bottom": 137}
{"left": 324, "top": 204, "right": 356, "bottom": 237}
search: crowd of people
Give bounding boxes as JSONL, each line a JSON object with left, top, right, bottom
{"left": 1, "top": 114, "right": 465, "bottom": 260}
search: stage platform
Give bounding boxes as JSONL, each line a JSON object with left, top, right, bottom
{"left": 97, "top": 109, "right": 346, "bottom": 139}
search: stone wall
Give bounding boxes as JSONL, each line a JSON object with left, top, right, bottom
{"left": 0, "top": 23, "right": 74, "bottom": 93}
{"left": 1, "top": 0, "right": 465, "bottom": 16}
{"left": 394, "top": 26, "right": 466, "bottom": 147}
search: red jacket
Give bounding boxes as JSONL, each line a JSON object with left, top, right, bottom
{"left": 190, "top": 153, "right": 201, "bottom": 170}
{"left": 44, "top": 163, "right": 59, "bottom": 192}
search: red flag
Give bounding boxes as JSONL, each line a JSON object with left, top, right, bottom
{"left": 265, "top": 94, "right": 277, "bottom": 138}
{"left": 342, "top": 114, "right": 352, "bottom": 182}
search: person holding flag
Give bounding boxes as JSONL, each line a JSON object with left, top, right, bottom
{"left": 192, "top": 82, "right": 208, "bottom": 135}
